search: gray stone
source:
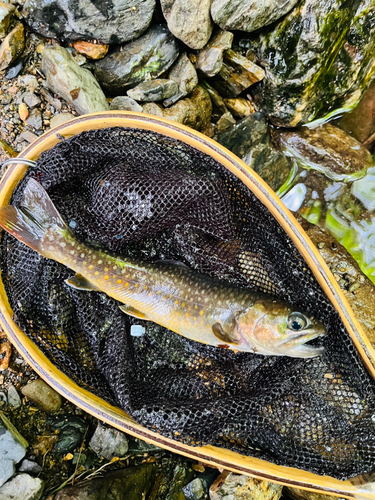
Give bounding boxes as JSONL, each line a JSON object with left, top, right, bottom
{"left": 50, "top": 113, "right": 76, "bottom": 128}
{"left": 127, "top": 79, "right": 178, "bottom": 102}
{"left": 18, "top": 75, "right": 38, "bottom": 92}
{"left": 89, "top": 422, "right": 128, "bottom": 461}
{"left": 0, "top": 412, "right": 28, "bottom": 464}
{"left": 94, "top": 25, "right": 179, "bottom": 95}
{"left": 166, "top": 464, "right": 195, "bottom": 500}
{"left": 17, "top": 131, "right": 38, "bottom": 143}
{"left": 215, "top": 112, "right": 268, "bottom": 159}
{"left": 21, "top": 379, "right": 62, "bottom": 412}
{"left": 169, "top": 53, "right": 198, "bottom": 95}
{"left": 276, "top": 123, "right": 371, "bottom": 182}
{"left": 0, "top": 23, "right": 25, "bottom": 71}
{"left": 110, "top": 96, "right": 143, "bottom": 112}
{"left": 210, "top": 471, "right": 282, "bottom": 500}
{"left": 161, "top": 0, "right": 213, "bottom": 50}
{"left": 196, "top": 30, "right": 233, "bottom": 78}
{"left": 209, "top": 49, "right": 265, "bottom": 97}
{"left": 54, "top": 464, "right": 156, "bottom": 500}
{"left": 22, "top": 92, "right": 41, "bottom": 109}
{"left": 18, "top": 459, "right": 42, "bottom": 474}
{"left": 211, "top": 0, "right": 299, "bottom": 33}
{"left": 25, "top": 109, "right": 43, "bottom": 130}
{"left": 7, "top": 385, "right": 21, "bottom": 408}
{"left": 0, "top": 1, "right": 15, "bottom": 39}
{"left": 42, "top": 46, "right": 109, "bottom": 115}
{"left": 0, "top": 474, "right": 44, "bottom": 500}
{"left": 0, "top": 458, "right": 14, "bottom": 487}
{"left": 22, "top": 0, "right": 155, "bottom": 45}
{"left": 183, "top": 477, "right": 206, "bottom": 499}
{"left": 48, "top": 414, "right": 86, "bottom": 455}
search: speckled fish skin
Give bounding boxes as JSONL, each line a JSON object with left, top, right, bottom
{"left": 0, "top": 179, "right": 327, "bottom": 358}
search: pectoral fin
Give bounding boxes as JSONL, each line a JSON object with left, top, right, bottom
{"left": 119, "top": 304, "right": 150, "bottom": 321}
{"left": 212, "top": 321, "right": 240, "bottom": 345}
{"left": 66, "top": 274, "right": 99, "bottom": 291}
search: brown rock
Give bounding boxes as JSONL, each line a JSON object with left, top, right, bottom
{"left": 21, "top": 379, "right": 62, "bottom": 412}
{"left": 143, "top": 85, "right": 213, "bottom": 134}
{"left": 340, "top": 79, "right": 375, "bottom": 146}
{"left": 297, "top": 216, "right": 375, "bottom": 346}
{"left": 0, "top": 1, "right": 15, "bottom": 39}
{"left": 215, "top": 111, "right": 236, "bottom": 133}
{"left": 210, "top": 471, "right": 283, "bottom": 500}
{"left": 224, "top": 97, "right": 255, "bottom": 118}
{"left": 73, "top": 41, "right": 109, "bottom": 60}
{"left": 0, "top": 332, "right": 11, "bottom": 371}
{"left": 276, "top": 123, "right": 372, "bottom": 182}
{"left": 18, "top": 102, "right": 29, "bottom": 121}
{"left": 0, "top": 23, "right": 25, "bottom": 71}
{"left": 209, "top": 49, "right": 265, "bottom": 97}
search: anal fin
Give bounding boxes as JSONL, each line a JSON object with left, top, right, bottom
{"left": 119, "top": 304, "right": 149, "bottom": 321}
{"left": 65, "top": 274, "right": 99, "bottom": 291}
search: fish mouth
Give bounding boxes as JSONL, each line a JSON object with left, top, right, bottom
{"left": 277, "top": 327, "right": 327, "bottom": 358}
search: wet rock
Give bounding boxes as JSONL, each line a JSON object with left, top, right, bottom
{"left": 166, "top": 464, "right": 195, "bottom": 500}
{"left": 94, "top": 25, "right": 179, "bottom": 95}
{"left": 23, "top": 92, "right": 41, "bottom": 109}
{"left": 165, "top": 52, "right": 198, "bottom": 106}
{"left": 0, "top": 1, "right": 15, "bottom": 39}
{"left": 247, "top": 144, "right": 292, "bottom": 193}
{"left": 73, "top": 41, "right": 109, "bottom": 60}
{"left": 297, "top": 218, "right": 375, "bottom": 346}
{"left": 0, "top": 412, "right": 28, "bottom": 486}
{"left": 253, "top": 0, "right": 375, "bottom": 127}
{"left": 42, "top": 45, "right": 109, "bottom": 115}
{"left": 276, "top": 123, "right": 372, "bottom": 182}
{"left": 183, "top": 469, "right": 219, "bottom": 499}
{"left": 0, "top": 473, "right": 44, "bottom": 500}
{"left": 340, "top": 79, "right": 375, "bottom": 146}
{"left": 211, "top": 0, "right": 299, "bottom": 33}
{"left": 50, "top": 113, "right": 76, "bottom": 128}
{"left": 21, "top": 379, "right": 62, "bottom": 412}
{"left": 109, "top": 96, "right": 143, "bottom": 112}
{"left": 7, "top": 384, "right": 21, "bottom": 408}
{"left": 54, "top": 463, "right": 156, "bottom": 500}
{"left": 224, "top": 98, "right": 255, "bottom": 118}
{"left": 0, "top": 23, "right": 25, "bottom": 71}
{"left": 160, "top": 0, "right": 213, "bottom": 50}
{"left": 25, "top": 108, "right": 43, "bottom": 130}
{"left": 23, "top": 0, "right": 155, "bottom": 45}
{"left": 215, "top": 111, "right": 236, "bottom": 133}
{"left": 18, "top": 458, "right": 43, "bottom": 474}
{"left": 196, "top": 30, "right": 233, "bottom": 78}
{"left": 89, "top": 422, "right": 128, "bottom": 461}
{"left": 209, "top": 49, "right": 265, "bottom": 97}
{"left": 48, "top": 414, "right": 86, "bottom": 454}
{"left": 210, "top": 471, "right": 282, "bottom": 500}
{"left": 128, "top": 79, "right": 178, "bottom": 102}
{"left": 285, "top": 486, "right": 345, "bottom": 500}
{"left": 143, "top": 85, "right": 212, "bottom": 134}
{"left": 215, "top": 112, "right": 268, "bottom": 159}
{"left": 201, "top": 80, "right": 227, "bottom": 116}
{"left": 4, "top": 55, "right": 25, "bottom": 79}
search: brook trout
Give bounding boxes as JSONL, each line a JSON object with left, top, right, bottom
{"left": 0, "top": 179, "right": 326, "bottom": 357}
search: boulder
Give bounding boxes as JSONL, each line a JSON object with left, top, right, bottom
{"left": 22, "top": 0, "right": 155, "bottom": 44}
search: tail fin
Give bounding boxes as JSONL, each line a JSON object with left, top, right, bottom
{"left": 0, "top": 178, "right": 68, "bottom": 253}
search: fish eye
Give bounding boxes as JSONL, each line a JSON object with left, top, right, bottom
{"left": 287, "top": 312, "right": 308, "bottom": 331}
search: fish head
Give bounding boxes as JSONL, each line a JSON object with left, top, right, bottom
{"left": 235, "top": 300, "right": 327, "bottom": 358}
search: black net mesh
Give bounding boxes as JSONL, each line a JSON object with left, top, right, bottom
{"left": 1, "top": 127, "right": 375, "bottom": 479}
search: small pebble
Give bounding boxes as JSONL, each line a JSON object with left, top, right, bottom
{"left": 18, "top": 102, "right": 28, "bottom": 121}
{"left": 7, "top": 384, "right": 21, "bottom": 408}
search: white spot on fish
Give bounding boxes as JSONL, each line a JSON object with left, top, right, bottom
{"left": 98, "top": 260, "right": 103, "bottom": 264}
{"left": 49, "top": 245, "right": 54, "bottom": 251}
{"left": 71, "top": 241, "right": 75, "bottom": 246}
{"left": 70, "top": 250, "right": 75, "bottom": 255}
{"left": 81, "top": 253, "right": 85, "bottom": 258}
{"left": 60, "top": 242, "right": 66, "bottom": 248}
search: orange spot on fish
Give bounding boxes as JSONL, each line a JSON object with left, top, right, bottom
{"left": 218, "top": 344, "right": 230, "bottom": 349}
{"left": 89, "top": 265, "right": 93, "bottom": 270}
{"left": 181, "top": 302, "right": 186, "bottom": 308}
{"left": 135, "top": 283, "right": 139, "bottom": 288}
{"left": 94, "top": 271, "right": 99, "bottom": 276}
{"left": 125, "top": 282, "right": 129, "bottom": 287}
{"left": 117, "top": 279, "right": 122, "bottom": 284}
{"left": 104, "top": 275, "right": 109, "bottom": 280}
{"left": 199, "top": 310, "right": 204, "bottom": 316}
